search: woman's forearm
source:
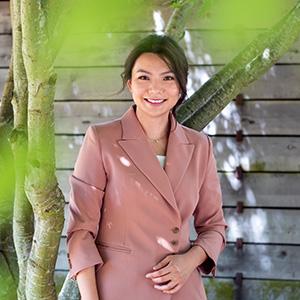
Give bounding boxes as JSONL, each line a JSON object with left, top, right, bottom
{"left": 185, "top": 245, "right": 208, "bottom": 268}
{"left": 76, "top": 266, "right": 99, "bottom": 300}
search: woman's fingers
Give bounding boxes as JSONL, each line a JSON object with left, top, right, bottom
{"left": 154, "top": 280, "right": 178, "bottom": 291}
{"left": 151, "top": 272, "right": 172, "bottom": 284}
{"left": 152, "top": 255, "right": 172, "bottom": 270}
{"left": 163, "top": 283, "right": 182, "bottom": 294}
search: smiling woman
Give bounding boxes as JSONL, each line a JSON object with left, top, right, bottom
{"left": 66, "top": 34, "right": 228, "bottom": 300}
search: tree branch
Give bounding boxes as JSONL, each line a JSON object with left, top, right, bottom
{"left": 176, "top": 0, "right": 300, "bottom": 130}
{"left": 165, "top": 0, "right": 203, "bottom": 41}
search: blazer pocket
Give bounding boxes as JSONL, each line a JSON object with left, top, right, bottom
{"left": 96, "top": 240, "right": 132, "bottom": 254}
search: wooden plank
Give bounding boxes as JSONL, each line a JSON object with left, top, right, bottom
{"left": 56, "top": 237, "right": 300, "bottom": 280}
{"left": 1, "top": 65, "right": 300, "bottom": 100}
{"left": 53, "top": 271, "right": 300, "bottom": 300}
{"left": 54, "top": 135, "right": 300, "bottom": 171}
{"left": 0, "top": 2, "right": 11, "bottom": 34}
{"left": 194, "top": 208, "right": 300, "bottom": 244}
{"left": 1, "top": 1, "right": 298, "bottom": 34}
{"left": 204, "top": 278, "right": 300, "bottom": 300}
{"left": 57, "top": 170, "right": 300, "bottom": 208}
{"left": 61, "top": 202, "right": 300, "bottom": 244}
{"left": 0, "top": 35, "right": 11, "bottom": 67}
{"left": 47, "top": 65, "right": 300, "bottom": 100}
{"left": 220, "top": 173, "right": 300, "bottom": 208}
{"left": 54, "top": 101, "right": 132, "bottom": 134}
{"left": 204, "top": 100, "right": 300, "bottom": 135}
{"left": 1, "top": 30, "right": 300, "bottom": 67}
{"left": 218, "top": 243, "right": 300, "bottom": 280}
{"left": 52, "top": 100, "right": 300, "bottom": 135}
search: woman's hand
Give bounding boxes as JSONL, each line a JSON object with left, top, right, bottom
{"left": 145, "top": 246, "right": 208, "bottom": 294}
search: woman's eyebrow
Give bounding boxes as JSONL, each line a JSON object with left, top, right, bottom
{"left": 136, "top": 69, "right": 173, "bottom": 75}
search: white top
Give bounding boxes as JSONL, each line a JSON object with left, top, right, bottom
{"left": 156, "top": 155, "right": 166, "bottom": 168}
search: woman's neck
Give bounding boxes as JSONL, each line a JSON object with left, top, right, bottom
{"left": 135, "top": 107, "right": 170, "bottom": 140}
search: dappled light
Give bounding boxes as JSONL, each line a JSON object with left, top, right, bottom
{"left": 119, "top": 156, "right": 131, "bottom": 167}
{"left": 153, "top": 10, "right": 165, "bottom": 34}
{"left": 156, "top": 236, "right": 175, "bottom": 252}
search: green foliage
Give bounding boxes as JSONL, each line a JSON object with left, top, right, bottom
{"left": 57, "top": 0, "right": 148, "bottom": 66}
{"left": 195, "top": 0, "right": 297, "bottom": 54}
{"left": 0, "top": 129, "right": 14, "bottom": 221}
{"left": 170, "top": 0, "right": 188, "bottom": 9}
{"left": 204, "top": 278, "right": 234, "bottom": 300}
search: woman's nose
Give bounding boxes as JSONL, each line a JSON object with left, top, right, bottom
{"left": 148, "top": 79, "right": 164, "bottom": 94}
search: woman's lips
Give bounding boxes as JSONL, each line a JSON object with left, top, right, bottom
{"left": 144, "top": 98, "right": 166, "bottom": 105}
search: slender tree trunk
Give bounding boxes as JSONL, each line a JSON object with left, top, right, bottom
{"left": 9, "top": 1, "right": 35, "bottom": 299}
{"left": 20, "top": 1, "right": 65, "bottom": 299}
{"left": 176, "top": 0, "right": 300, "bottom": 130}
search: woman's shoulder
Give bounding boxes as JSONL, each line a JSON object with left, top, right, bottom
{"left": 180, "top": 124, "right": 210, "bottom": 145}
{"left": 86, "top": 118, "right": 122, "bottom": 141}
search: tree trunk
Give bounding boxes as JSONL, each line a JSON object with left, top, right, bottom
{"left": 9, "top": 1, "right": 34, "bottom": 299}
{"left": 20, "top": 1, "right": 65, "bottom": 299}
{"left": 176, "top": 0, "right": 300, "bottom": 130}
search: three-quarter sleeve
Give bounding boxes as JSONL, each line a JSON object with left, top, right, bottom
{"left": 66, "top": 125, "right": 107, "bottom": 280}
{"left": 192, "top": 135, "right": 228, "bottom": 277}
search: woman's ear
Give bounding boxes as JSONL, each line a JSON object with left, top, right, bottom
{"left": 127, "top": 79, "right": 132, "bottom": 93}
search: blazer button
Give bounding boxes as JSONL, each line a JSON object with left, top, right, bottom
{"left": 67, "top": 253, "right": 72, "bottom": 268}
{"left": 170, "top": 240, "right": 178, "bottom": 246}
{"left": 172, "top": 227, "right": 180, "bottom": 233}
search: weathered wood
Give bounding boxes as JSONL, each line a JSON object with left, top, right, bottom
{"left": 0, "top": 2, "right": 11, "bottom": 34}
{"left": 2, "top": 65, "right": 300, "bottom": 101}
{"left": 55, "top": 237, "right": 300, "bottom": 280}
{"left": 204, "top": 100, "right": 300, "bottom": 135}
{"left": 220, "top": 173, "right": 300, "bottom": 208}
{"left": 0, "top": 35, "right": 11, "bottom": 67}
{"left": 54, "top": 135, "right": 300, "bottom": 171}
{"left": 53, "top": 101, "right": 132, "bottom": 134}
{"left": 50, "top": 100, "right": 300, "bottom": 135}
{"left": 56, "top": 170, "right": 300, "bottom": 208}
{"left": 193, "top": 209, "right": 300, "bottom": 244}
{"left": 217, "top": 243, "right": 300, "bottom": 280}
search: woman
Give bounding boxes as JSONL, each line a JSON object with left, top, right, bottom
{"left": 66, "top": 34, "right": 228, "bottom": 300}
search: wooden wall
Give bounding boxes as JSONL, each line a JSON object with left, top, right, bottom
{"left": 1, "top": 1, "right": 300, "bottom": 298}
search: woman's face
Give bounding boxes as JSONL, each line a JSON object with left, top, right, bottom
{"left": 127, "top": 52, "right": 181, "bottom": 119}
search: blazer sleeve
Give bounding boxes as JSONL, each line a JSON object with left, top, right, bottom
{"left": 192, "top": 135, "right": 228, "bottom": 277}
{"left": 66, "top": 125, "right": 107, "bottom": 280}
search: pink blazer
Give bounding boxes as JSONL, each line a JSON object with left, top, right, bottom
{"left": 66, "top": 103, "right": 228, "bottom": 300}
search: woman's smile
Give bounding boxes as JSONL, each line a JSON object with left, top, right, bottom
{"left": 144, "top": 98, "right": 167, "bottom": 105}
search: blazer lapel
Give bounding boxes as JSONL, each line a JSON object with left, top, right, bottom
{"left": 117, "top": 104, "right": 194, "bottom": 219}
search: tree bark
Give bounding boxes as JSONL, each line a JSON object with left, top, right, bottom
{"left": 165, "top": 0, "right": 203, "bottom": 41}
{"left": 175, "top": 0, "right": 300, "bottom": 130}
{"left": 9, "top": 1, "right": 34, "bottom": 299}
{"left": 20, "top": 1, "right": 65, "bottom": 299}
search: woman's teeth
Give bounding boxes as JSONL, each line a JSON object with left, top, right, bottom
{"left": 145, "top": 98, "right": 165, "bottom": 104}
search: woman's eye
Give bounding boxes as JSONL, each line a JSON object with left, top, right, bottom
{"left": 138, "top": 75, "right": 149, "bottom": 80}
{"left": 164, "top": 76, "right": 175, "bottom": 81}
